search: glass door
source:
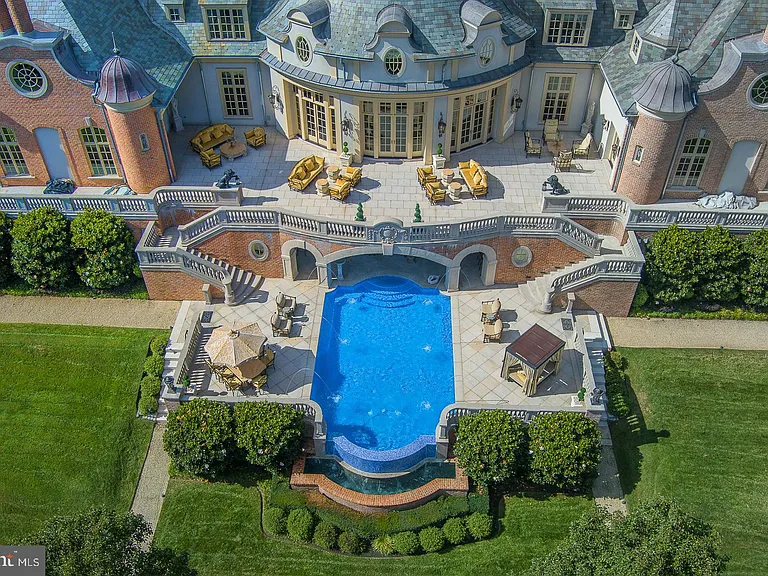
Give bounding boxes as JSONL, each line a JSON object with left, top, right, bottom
{"left": 379, "top": 103, "right": 393, "bottom": 155}
{"left": 451, "top": 88, "right": 496, "bottom": 153}
{"left": 291, "top": 85, "right": 337, "bottom": 151}
{"left": 394, "top": 103, "right": 408, "bottom": 155}
{"left": 363, "top": 100, "right": 426, "bottom": 158}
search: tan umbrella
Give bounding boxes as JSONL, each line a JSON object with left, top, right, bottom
{"left": 204, "top": 322, "right": 267, "bottom": 371}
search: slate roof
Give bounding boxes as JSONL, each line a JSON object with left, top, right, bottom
{"left": 601, "top": 0, "right": 768, "bottom": 115}
{"left": 258, "top": 0, "right": 535, "bottom": 61}
{"left": 26, "top": 0, "right": 191, "bottom": 106}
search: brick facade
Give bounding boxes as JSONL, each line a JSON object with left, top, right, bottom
{"left": 669, "top": 61, "right": 768, "bottom": 198}
{"left": 105, "top": 105, "right": 171, "bottom": 193}
{"left": 554, "top": 280, "right": 639, "bottom": 317}
{"left": 0, "top": 0, "right": 13, "bottom": 32}
{"left": 143, "top": 269, "right": 224, "bottom": 301}
{"left": 0, "top": 47, "right": 123, "bottom": 188}
{"left": 158, "top": 207, "right": 215, "bottom": 230}
{"left": 616, "top": 113, "right": 684, "bottom": 204}
{"left": 6, "top": 0, "right": 31, "bottom": 33}
{"left": 572, "top": 218, "right": 628, "bottom": 244}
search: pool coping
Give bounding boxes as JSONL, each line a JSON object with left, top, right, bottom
{"left": 290, "top": 455, "right": 470, "bottom": 513}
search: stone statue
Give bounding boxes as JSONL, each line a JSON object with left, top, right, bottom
{"left": 171, "top": 98, "right": 184, "bottom": 133}
{"left": 581, "top": 100, "right": 596, "bottom": 137}
{"left": 215, "top": 169, "right": 241, "bottom": 189}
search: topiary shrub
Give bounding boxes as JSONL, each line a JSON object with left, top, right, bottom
{"left": 287, "top": 508, "right": 315, "bottom": 542}
{"left": 527, "top": 412, "right": 602, "bottom": 492}
{"left": 391, "top": 531, "right": 420, "bottom": 555}
{"left": 338, "top": 531, "right": 364, "bottom": 554}
{"left": 11, "top": 206, "right": 72, "bottom": 290}
{"left": 696, "top": 226, "right": 742, "bottom": 303}
{"left": 419, "top": 526, "right": 445, "bottom": 553}
{"left": 741, "top": 230, "right": 768, "bottom": 308}
{"left": 644, "top": 225, "right": 699, "bottom": 304}
{"left": 453, "top": 410, "right": 528, "bottom": 486}
{"left": 233, "top": 401, "right": 304, "bottom": 474}
{"left": 162, "top": 398, "right": 234, "bottom": 477}
{"left": 144, "top": 355, "right": 165, "bottom": 378}
{"left": 71, "top": 209, "right": 136, "bottom": 290}
{"left": 0, "top": 212, "right": 12, "bottom": 285}
{"left": 442, "top": 517, "right": 468, "bottom": 545}
{"left": 138, "top": 395, "right": 159, "bottom": 416}
{"left": 149, "top": 335, "right": 167, "bottom": 357}
{"left": 466, "top": 512, "right": 493, "bottom": 540}
{"left": 141, "top": 375, "right": 162, "bottom": 397}
{"left": 263, "top": 507, "right": 287, "bottom": 536}
{"left": 372, "top": 534, "right": 394, "bottom": 556}
{"left": 312, "top": 521, "right": 338, "bottom": 550}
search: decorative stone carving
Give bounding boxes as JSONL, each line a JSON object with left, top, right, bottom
{"left": 369, "top": 219, "right": 408, "bottom": 245}
{"left": 171, "top": 98, "right": 184, "bottom": 132}
{"left": 581, "top": 100, "right": 595, "bottom": 137}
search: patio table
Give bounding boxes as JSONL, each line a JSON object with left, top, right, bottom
{"left": 220, "top": 140, "right": 247, "bottom": 161}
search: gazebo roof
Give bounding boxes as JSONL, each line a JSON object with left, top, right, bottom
{"left": 505, "top": 324, "right": 565, "bottom": 369}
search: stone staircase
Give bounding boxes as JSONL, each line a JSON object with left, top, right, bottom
{"left": 518, "top": 257, "right": 589, "bottom": 311}
{"left": 188, "top": 248, "right": 263, "bottom": 304}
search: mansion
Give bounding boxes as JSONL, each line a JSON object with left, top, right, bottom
{"left": 0, "top": 0, "right": 767, "bottom": 314}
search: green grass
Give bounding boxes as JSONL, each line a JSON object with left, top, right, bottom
{"left": 154, "top": 479, "right": 592, "bottom": 576}
{"left": 611, "top": 348, "right": 768, "bottom": 576}
{"left": 0, "top": 323, "right": 164, "bottom": 543}
{"left": 0, "top": 276, "right": 149, "bottom": 300}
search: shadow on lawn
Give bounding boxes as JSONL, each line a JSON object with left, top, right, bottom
{"left": 611, "top": 369, "right": 670, "bottom": 497}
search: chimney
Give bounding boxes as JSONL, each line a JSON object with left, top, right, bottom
{"left": 0, "top": 1, "right": 14, "bottom": 35}
{"left": 6, "top": 0, "right": 32, "bottom": 34}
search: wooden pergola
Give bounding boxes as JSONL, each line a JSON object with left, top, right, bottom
{"left": 500, "top": 324, "right": 565, "bottom": 396}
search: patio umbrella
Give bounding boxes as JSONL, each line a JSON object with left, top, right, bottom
{"left": 204, "top": 322, "right": 267, "bottom": 369}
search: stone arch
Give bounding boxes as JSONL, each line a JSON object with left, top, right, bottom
{"left": 452, "top": 243, "right": 497, "bottom": 289}
{"left": 281, "top": 239, "right": 326, "bottom": 283}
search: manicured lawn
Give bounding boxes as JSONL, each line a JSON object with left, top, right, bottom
{"left": 154, "top": 479, "right": 592, "bottom": 576}
{"left": 611, "top": 348, "right": 768, "bottom": 576}
{"left": 0, "top": 324, "right": 163, "bottom": 543}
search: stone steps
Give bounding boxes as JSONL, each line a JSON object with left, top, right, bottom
{"left": 189, "top": 248, "right": 263, "bottom": 304}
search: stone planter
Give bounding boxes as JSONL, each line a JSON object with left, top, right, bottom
{"left": 432, "top": 154, "right": 446, "bottom": 170}
{"left": 339, "top": 152, "right": 352, "bottom": 167}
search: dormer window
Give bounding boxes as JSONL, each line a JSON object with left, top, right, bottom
{"left": 544, "top": 11, "right": 591, "bottom": 46}
{"left": 478, "top": 38, "right": 495, "bottom": 67}
{"left": 630, "top": 32, "right": 642, "bottom": 62}
{"left": 166, "top": 5, "right": 184, "bottom": 22}
{"left": 615, "top": 12, "right": 632, "bottom": 29}
{"left": 204, "top": 5, "right": 250, "bottom": 41}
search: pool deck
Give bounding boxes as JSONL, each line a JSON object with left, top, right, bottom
{"left": 176, "top": 276, "right": 583, "bottom": 411}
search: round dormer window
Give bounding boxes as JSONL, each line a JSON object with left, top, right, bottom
{"left": 6, "top": 60, "right": 47, "bottom": 98}
{"left": 384, "top": 48, "right": 404, "bottom": 77}
{"left": 478, "top": 38, "right": 495, "bottom": 67}
{"left": 748, "top": 74, "right": 768, "bottom": 110}
{"left": 295, "top": 36, "right": 311, "bottom": 64}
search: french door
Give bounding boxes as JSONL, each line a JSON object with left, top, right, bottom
{"left": 450, "top": 87, "right": 498, "bottom": 153}
{"left": 362, "top": 100, "right": 427, "bottom": 159}
{"left": 291, "top": 85, "right": 337, "bottom": 151}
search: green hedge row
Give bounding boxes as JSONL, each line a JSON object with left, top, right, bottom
{"left": 603, "top": 351, "right": 632, "bottom": 418}
{"left": 138, "top": 335, "right": 167, "bottom": 416}
{"left": 263, "top": 505, "right": 494, "bottom": 555}
{"left": 266, "top": 478, "right": 488, "bottom": 538}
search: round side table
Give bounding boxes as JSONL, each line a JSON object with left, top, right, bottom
{"left": 327, "top": 165, "right": 340, "bottom": 181}
{"left": 316, "top": 178, "right": 330, "bottom": 196}
{"left": 448, "top": 181, "right": 463, "bottom": 201}
{"left": 441, "top": 168, "right": 455, "bottom": 185}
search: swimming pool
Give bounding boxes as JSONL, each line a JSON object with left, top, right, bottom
{"left": 312, "top": 276, "right": 454, "bottom": 472}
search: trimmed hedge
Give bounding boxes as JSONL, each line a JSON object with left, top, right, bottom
{"left": 466, "top": 512, "right": 493, "bottom": 540}
{"left": 312, "top": 521, "right": 337, "bottom": 550}
{"left": 144, "top": 355, "right": 165, "bottom": 378}
{"left": 149, "top": 335, "right": 167, "bottom": 357}
{"left": 442, "top": 517, "right": 468, "bottom": 545}
{"left": 391, "top": 531, "right": 420, "bottom": 555}
{"left": 233, "top": 402, "right": 304, "bottom": 474}
{"left": 287, "top": 508, "right": 314, "bottom": 542}
{"left": 419, "top": 526, "right": 445, "bottom": 553}
{"left": 263, "top": 507, "right": 287, "bottom": 536}
{"left": 0, "top": 212, "right": 12, "bottom": 286}
{"left": 337, "top": 531, "right": 365, "bottom": 554}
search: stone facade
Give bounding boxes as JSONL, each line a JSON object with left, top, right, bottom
{"left": 0, "top": 46, "right": 123, "bottom": 187}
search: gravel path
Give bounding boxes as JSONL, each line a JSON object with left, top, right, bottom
{"left": 0, "top": 296, "right": 179, "bottom": 328}
{"left": 131, "top": 422, "right": 170, "bottom": 538}
{"left": 607, "top": 317, "right": 768, "bottom": 350}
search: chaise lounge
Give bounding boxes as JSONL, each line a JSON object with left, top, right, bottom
{"left": 481, "top": 298, "right": 501, "bottom": 323}
{"left": 289, "top": 155, "right": 325, "bottom": 191}
{"left": 572, "top": 133, "right": 593, "bottom": 158}
{"left": 275, "top": 292, "right": 296, "bottom": 316}
{"left": 191, "top": 123, "right": 235, "bottom": 153}
{"left": 271, "top": 313, "right": 293, "bottom": 337}
{"left": 458, "top": 160, "right": 488, "bottom": 198}
{"left": 483, "top": 318, "right": 503, "bottom": 343}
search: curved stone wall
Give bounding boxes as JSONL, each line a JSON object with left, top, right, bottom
{"left": 329, "top": 434, "right": 437, "bottom": 475}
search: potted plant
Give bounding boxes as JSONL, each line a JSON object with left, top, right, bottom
{"left": 339, "top": 141, "right": 352, "bottom": 167}
{"left": 432, "top": 142, "right": 445, "bottom": 170}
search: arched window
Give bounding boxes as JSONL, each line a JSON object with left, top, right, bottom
{"left": 384, "top": 49, "right": 404, "bottom": 77}
{"left": 478, "top": 38, "right": 495, "bottom": 67}
{"left": 671, "top": 138, "right": 711, "bottom": 187}
{"left": 80, "top": 127, "right": 117, "bottom": 176}
{"left": 295, "top": 37, "right": 311, "bottom": 63}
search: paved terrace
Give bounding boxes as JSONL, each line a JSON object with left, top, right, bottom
{"left": 176, "top": 273, "right": 585, "bottom": 410}
{"left": 169, "top": 126, "right": 614, "bottom": 221}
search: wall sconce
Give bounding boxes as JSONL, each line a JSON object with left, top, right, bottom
{"left": 511, "top": 89, "right": 523, "bottom": 113}
{"left": 437, "top": 113, "right": 446, "bottom": 137}
{"left": 601, "top": 116, "right": 609, "bottom": 129}
{"left": 268, "top": 86, "right": 282, "bottom": 111}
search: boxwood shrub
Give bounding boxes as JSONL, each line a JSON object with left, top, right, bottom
{"left": 138, "top": 395, "right": 159, "bottom": 416}
{"left": 70, "top": 209, "right": 136, "bottom": 290}
{"left": 372, "top": 534, "right": 394, "bottom": 556}
{"left": 466, "top": 512, "right": 493, "bottom": 540}
{"left": 391, "top": 531, "right": 420, "bottom": 555}
{"left": 11, "top": 206, "right": 72, "bottom": 290}
{"left": 287, "top": 508, "right": 314, "bottom": 542}
{"left": 442, "top": 517, "right": 468, "bottom": 545}
{"left": 418, "top": 526, "right": 445, "bottom": 553}
{"left": 312, "top": 521, "right": 338, "bottom": 550}
{"left": 144, "top": 355, "right": 165, "bottom": 378}
{"left": 337, "top": 531, "right": 364, "bottom": 554}
{"left": 263, "top": 507, "right": 287, "bottom": 536}
{"left": 149, "top": 335, "right": 167, "bottom": 357}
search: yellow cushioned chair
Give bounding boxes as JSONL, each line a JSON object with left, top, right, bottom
{"left": 572, "top": 133, "right": 592, "bottom": 158}
{"left": 417, "top": 165, "right": 438, "bottom": 189}
{"left": 458, "top": 160, "right": 488, "bottom": 198}
{"left": 339, "top": 166, "right": 362, "bottom": 186}
{"left": 329, "top": 178, "right": 351, "bottom": 201}
{"left": 425, "top": 180, "right": 446, "bottom": 204}
{"left": 245, "top": 127, "right": 266, "bottom": 148}
{"left": 288, "top": 155, "right": 325, "bottom": 191}
{"left": 200, "top": 149, "right": 221, "bottom": 169}
{"left": 542, "top": 119, "right": 561, "bottom": 144}
{"left": 190, "top": 123, "right": 235, "bottom": 153}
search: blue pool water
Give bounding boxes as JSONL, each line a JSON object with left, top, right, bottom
{"left": 312, "top": 276, "right": 455, "bottom": 458}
